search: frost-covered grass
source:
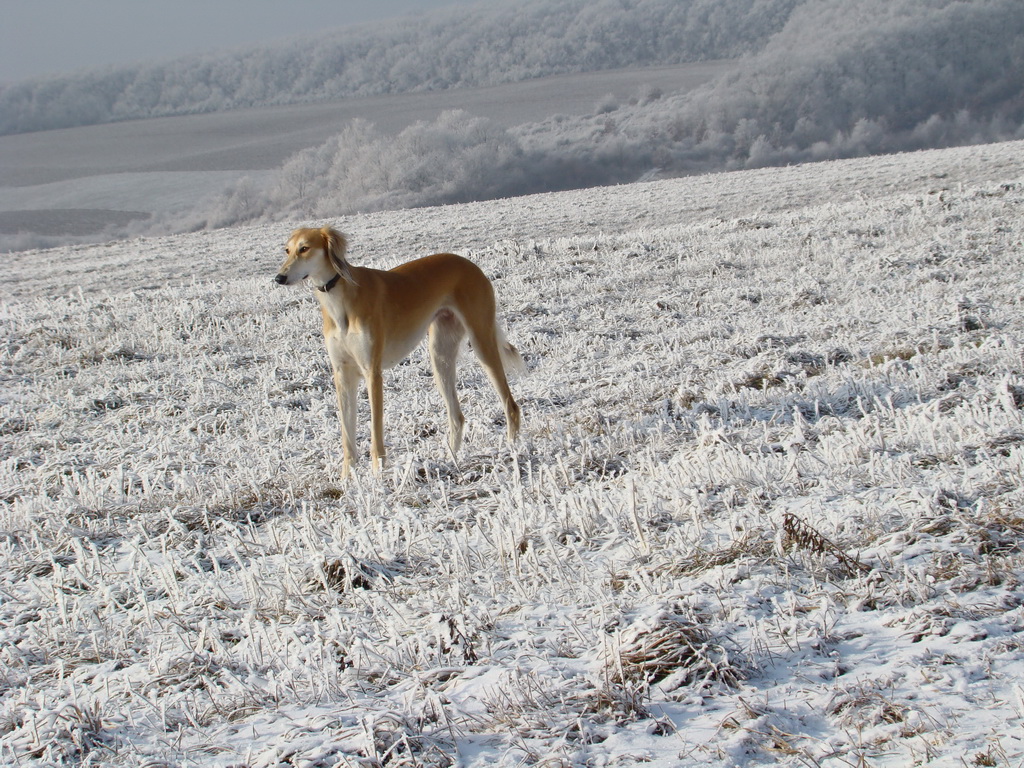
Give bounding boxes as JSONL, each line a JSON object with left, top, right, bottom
{"left": 2, "top": 144, "right": 1024, "bottom": 767}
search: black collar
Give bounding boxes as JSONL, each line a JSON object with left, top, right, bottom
{"left": 318, "top": 274, "right": 342, "bottom": 293}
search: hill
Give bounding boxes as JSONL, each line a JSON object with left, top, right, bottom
{"left": 1, "top": 0, "right": 1022, "bottom": 252}
{"left": 2, "top": 141, "right": 1024, "bottom": 766}
{"left": 0, "top": 0, "right": 791, "bottom": 135}
{"left": 0, "top": 61, "right": 729, "bottom": 248}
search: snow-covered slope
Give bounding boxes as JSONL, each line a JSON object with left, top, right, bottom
{"left": 0, "top": 61, "right": 729, "bottom": 248}
{"left": 2, "top": 141, "right": 1024, "bottom": 766}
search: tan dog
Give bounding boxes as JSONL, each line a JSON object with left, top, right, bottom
{"left": 274, "top": 227, "right": 524, "bottom": 478}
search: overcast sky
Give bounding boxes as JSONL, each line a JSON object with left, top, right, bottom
{"left": 0, "top": 0, "right": 502, "bottom": 83}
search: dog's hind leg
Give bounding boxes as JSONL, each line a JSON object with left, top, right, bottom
{"left": 464, "top": 319, "right": 521, "bottom": 443}
{"left": 429, "top": 309, "right": 467, "bottom": 455}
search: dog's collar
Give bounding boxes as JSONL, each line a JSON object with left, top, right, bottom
{"left": 318, "top": 274, "right": 342, "bottom": 293}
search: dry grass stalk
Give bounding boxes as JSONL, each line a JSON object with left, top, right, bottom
{"left": 608, "top": 613, "right": 745, "bottom": 694}
{"left": 310, "top": 558, "right": 372, "bottom": 592}
{"left": 782, "top": 513, "right": 871, "bottom": 577}
{"left": 672, "top": 534, "right": 774, "bottom": 577}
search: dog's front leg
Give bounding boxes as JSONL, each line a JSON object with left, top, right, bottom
{"left": 334, "top": 362, "right": 361, "bottom": 480}
{"left": 367, "top": 364, "right": 386, "bottom": 475}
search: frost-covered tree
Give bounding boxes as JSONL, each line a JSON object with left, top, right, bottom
{"left": 0, "top": 0, "right": 799, "bottom": 134}
{"left": 513, "top": 0, "right": 1024, "bottom": 177}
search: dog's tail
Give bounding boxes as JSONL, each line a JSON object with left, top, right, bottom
{"left": 497, "top": 324, "right": 528, "bottom": 376}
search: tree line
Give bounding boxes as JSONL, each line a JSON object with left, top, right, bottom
{"left": 201, "top": 0, "right": 1023, "bottom": 227}
{"left": 0, "top": 0, "right": 798, "bottom": 135}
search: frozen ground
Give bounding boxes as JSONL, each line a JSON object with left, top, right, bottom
{"left": 2, "top": 140, "right": 1024, "bottom": 766}
{"left": 0, "top": 62, "right": 728, "bottom": 242}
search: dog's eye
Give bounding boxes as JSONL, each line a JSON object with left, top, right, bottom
{"left": 299, "top": 246, "right": 309, "bottom": 254}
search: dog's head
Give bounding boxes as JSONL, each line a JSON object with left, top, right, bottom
{"left": 274, "top": 227, "right": 352, "bottom": 288}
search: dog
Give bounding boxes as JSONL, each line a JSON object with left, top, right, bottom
{"left": 274, "top": 227, "right": 524, "bottom": 478}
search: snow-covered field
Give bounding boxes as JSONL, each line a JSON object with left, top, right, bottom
{"left": 3, "top": 140, "right": 1024, "bottom": 767}
{"left": 0, "top": 62, "right": 728, "bottom": 245}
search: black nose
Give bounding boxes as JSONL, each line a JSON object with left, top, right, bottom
{"left": 274, "top": 274, "right": 287, "bottom": 284}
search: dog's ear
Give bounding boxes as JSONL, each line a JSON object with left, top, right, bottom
{"left": 322, "top": 227, "right": 353, "bottom": 282}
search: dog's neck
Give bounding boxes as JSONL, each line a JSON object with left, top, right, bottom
{"left": 318, "top": 274, "right": 342, "bottom": 293}
{"left": 315, "top": 276, "right": 350, "bottom": 335}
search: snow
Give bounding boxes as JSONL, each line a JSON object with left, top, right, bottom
{"left": 0, "top": 62, "right": 729, "bottom": 241}
{"left": 0, "top": 172, "right": 272, "bottom": 216}
{"left": 2, "top": 140, "right": 1024, "bottom": 767}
